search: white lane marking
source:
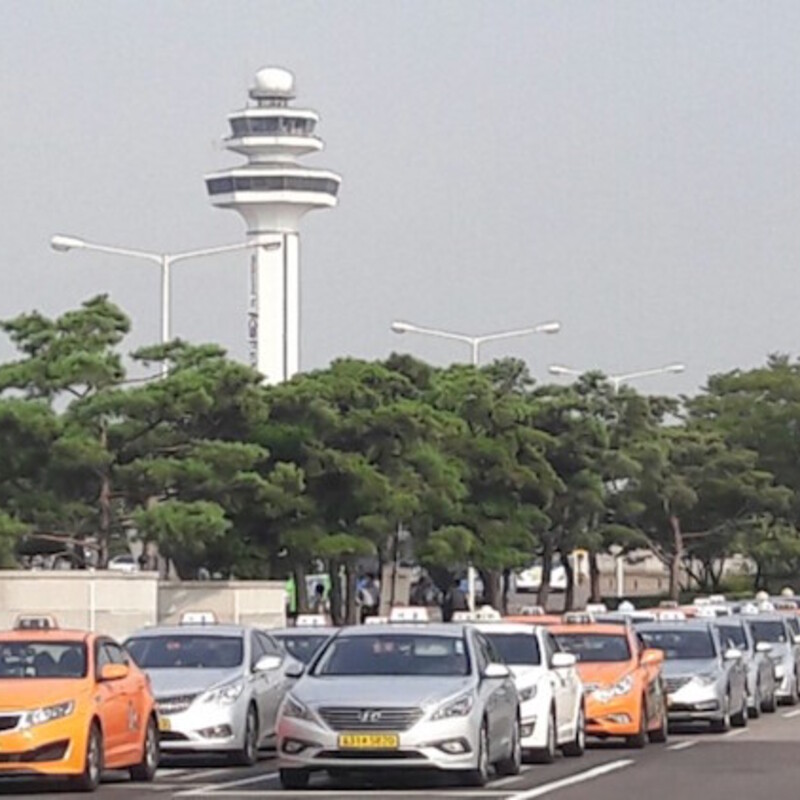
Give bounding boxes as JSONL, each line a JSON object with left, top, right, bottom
{"left": 506, "top": 759, "right": 635, "bottom": 800}
{"left": 668, "top": 740, "right": 697, "bottom": 751}
{"left": 782, "top": 709, "right": 800, "bottom": 718}
{"left": 175, "top": 767, "right": 242, "bottom": 782}
{"left": 192, "top": 793, "right": 522, "bottom": 799}
{"left": 723, "top": 728, "right": 747, "bottom": 738}
{"left": 176, "top": 771, "right": 279, "bottom": 796}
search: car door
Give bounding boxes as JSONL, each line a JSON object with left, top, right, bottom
{"left": 254, "top": 632, "right": 288, "bottom": 738}
{"left": 94, "top": 639, "right": 130, "bottom": 764}
{"left": 473, "top": 633, "right": 509, "bottom": 760}
{"left": 482, "top": 633, "right": 516, "bottom": 744}
{"left": 544, "top": 632, "right": 574, "bottom": 740}
{"left": 104, "top": 640, "right": 144, "bottom": 761}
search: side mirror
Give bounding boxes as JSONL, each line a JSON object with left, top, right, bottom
{"left": 254, "top": 654, "right": 282, "bottom": 673}
{"left": 640, "top": 648, "right": 664, "bottom": 666}
{"left": 100, "top": 663, "right": 129, "bottom": 682}
{"left": 285, "top": 662, "right": 305, "bottom": 679}
{"left": 756, "top": 642, "right": 772, "bottom": 654}
{"left": 483, "top": 663, "right": 511, "bottom": 680}
{"left": 551, "top": 652, "right": 577, "bottom": 669}
{"left": 723, "top": 647, "right": 743, "bottom": 662}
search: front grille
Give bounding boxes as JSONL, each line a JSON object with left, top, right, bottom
{"left": 318, "top": 750, "right": 425, "bottom": 761}
{"left": 157, "top": 694, "right": 198, "bottom": 715}
{"left": 664, "top": 677, "right": 691, "bottom": 694}
{"left": 0, "top": 715, "right": 20, "bottom": 732}
{"left": 318, "top": 707, "right": 424, "bottom": 732}
{"left": 0, "top": 740, "right": 69, "bottom": 763}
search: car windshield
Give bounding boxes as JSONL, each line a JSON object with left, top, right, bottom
{"left": 273, "top": 633, "right": 330, "bottom": 664}
{"left": 0, "top": 641, "right": 87, "bottom": 678}
{"left": 483, "top": 633, "right": 541, "bottom": 665}
{"left": 639, "top": 629, "right": 716, "bottom": 660}
{"left": 126, "top": 635, "right": 243, "bottom": 669}
{"left": 785, "top": 617, "right": 800, "bottom": 635}
{"left": 313, "top": 634, "right": 470, "bottom": 676}
{"left": 717, "top": 625, "right": 747, "bottom": 650}
{"left": 749, "top": 621, "right": 789, "bottom": 644}
{"left": 554, "top": 633, "right": 631, "bottom": 663}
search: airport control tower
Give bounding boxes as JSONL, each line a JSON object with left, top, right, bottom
{"left": 205, "top": 67, "right": 341, "bottom": 383}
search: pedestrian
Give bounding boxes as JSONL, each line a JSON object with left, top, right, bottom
{"left": 442, "top": 577, "right": 468, "bottom": 622}
{"left": 358, "top": 573, "right": 380, "bottom": 623}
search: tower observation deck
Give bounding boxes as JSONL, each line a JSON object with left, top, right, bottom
{"left": 205, "top": 67, "right": 341, "bottom": 383}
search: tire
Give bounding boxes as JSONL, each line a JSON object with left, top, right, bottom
{"left": 648, "top": 707, "right": 668, "bottom": 744}
{"left": 279, "top": 769, "right": 310, "bottom": 790}
{"left": 229, "top": 705, "right": 259, "bottom": 767}
{"left": 731, "top": 694, "right": 748, "bottom": 728}
{"left": 561, "top": 705, "right": 585, "bottom": 757}
{"left": 71, "top": 722, "right": 103, "bottom": 792}
{"left": 496, "top": 717, "right": 522, "bottom": 776}
{"left": 462, "top": 721, "right": 490, "bottom": 787}
{"left": 130, "top": 715, "right": 159, "bottom": 782}
{"left": 528, "top": 708, "right": 557, "bottom": 764}
{"left": 710, "top": 694, "right": 731, "bottom": 733}
{"left": 625, "top": 702, "right": 648, "bottom": 749}
{"left": 762, "top": 687, "right": 777, "bottom": 713}
{"left": 748, "top": 685, "right": 762, "bottom": 720}
{"left": 786, "top": 676, "right": 800, "bottom": 707}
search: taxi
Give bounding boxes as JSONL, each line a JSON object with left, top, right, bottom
{"left": 551, "top": 619, "right": 668, "bottom": 747}
{"left": 0, "top": 621, "right": 159, "bottom": 791}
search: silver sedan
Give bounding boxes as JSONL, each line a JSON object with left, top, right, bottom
{"left": 277, "top": 623, "right": 520, "bottom": 789}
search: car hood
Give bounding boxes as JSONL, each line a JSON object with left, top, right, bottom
{"left": 0, "top": 679, "right": 89, "bottom": 712}
{"left": 661, "top": 659, "right": 720, "bottom": 679}
{"left": 295, "top": 675, "right": 474, "bottom": 709}
{"left": 145, "top": 667, "right": 242, "bottom": 698}
{"left": 576, "top": 662, "right": 631, "bottom": 686}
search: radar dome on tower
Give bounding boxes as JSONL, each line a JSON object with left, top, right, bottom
{"left": 250, "top": 67, "right": 296, "bottom": 100}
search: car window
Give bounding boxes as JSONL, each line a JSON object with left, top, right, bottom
{"left": 749, "top": 620, "right": 789, "bottom": 644}
{"left": 273, "top": 633, "right": 330, "bottom": 664}
{"left": 250, "top": 631, "right": 267, "bottom": 669}
{"left": 542, "top": 632, "right": 556, "bottom": 666}
{"left": 483, "top": 632, "right": 541, "bottom": 665}
{"left": 102, "top": 642, "right": 128, "bottom": 665}
{"left": 0, "top": 641, "right": 88, "bottom": 679}
{"left": 479, "top": 633, "right": 503, "bottom": 664}
{"left": 717, "top": 624, "right": 747, "bottom": 651}
{"left": 555, "top": 633, "right": 632, "bottom": 663}
{"left": 639, "top": 629, "right": 716, "bottom": 659}
{"left": 126, "top": 635, "right": 244, "bottom": 669}
{"left": 96, "top": 642, "right": 111, "bottom": 672}
{"left": 256, "top": 631, "right": 282, "bottom": 658}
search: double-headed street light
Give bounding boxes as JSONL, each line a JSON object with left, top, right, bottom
{"left": 51, "top": 234, "right": 278, "bottom": 376}
{"left": 548, "top": 362, "right": 686, "bottom": 392}
{"left": 391, "top": 319, "right": 561, "bottom": 366}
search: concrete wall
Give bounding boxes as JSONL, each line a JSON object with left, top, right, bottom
{"left": 0, "top": 572, "right": 286, "bottom": 640}
{"left": 158, "top": 581, "right": 286, "bottom": 629}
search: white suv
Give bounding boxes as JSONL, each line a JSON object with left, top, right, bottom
{"left": 473, "top": 622, "right": 585, "bottom": 763}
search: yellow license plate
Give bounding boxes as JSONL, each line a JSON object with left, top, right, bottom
{"left": 158, "top": 716, "right": 172, "bottom": 732}
{"left": 338, "top": 733, "right": 399, "bottom": 749}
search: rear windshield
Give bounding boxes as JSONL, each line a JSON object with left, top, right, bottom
{"left": 0, "top": 641, "right": 87, "bottom": 678}
{"left": 748, "top": 620, "right": 789, "bottom": 645}
{"left": 483, "top": 633, "right": 541, "bottom": 665}
{"left": 313, "top": 634, "right": 470, "bottom": 676}
{"left": 273, "top": 633, "right": 330, "bottom": 664}
{"left": 554, "top": 633, "right": 631, "bottom": 663}
{"left": 126, "top": 635, "right": 243, "bottom": 669}
{"left": 639, "top": 629, "right": 716, "bottom": 660}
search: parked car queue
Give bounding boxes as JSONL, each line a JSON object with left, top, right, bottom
{"left": 1, "top": 594, "right": 799, "bottom": 792}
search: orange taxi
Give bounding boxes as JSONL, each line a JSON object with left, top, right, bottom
{"left": 551, "top": 621, "right": 668, "bottom": 747}
{"left": 0, "top": 623, "right": 159, "bottom": 791}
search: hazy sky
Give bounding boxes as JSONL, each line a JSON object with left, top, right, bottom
{"left": 2, "top": 1, "right": 800, "bottom": 396}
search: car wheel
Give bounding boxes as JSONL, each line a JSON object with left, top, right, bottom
{"left": 625, "top": 702, "right": 648, "bottom": 749}
{"left": 562, "top": 705, "right": 585, "bottom": 757}
{"left": 462, "top": 721, "right": 490, "bottom": 787}
{"left": 731, "top": 693, "right": 748, "bottom": 728}
{"left": 648, "top": 706, "right": 668, "bottom": 744}
{"left": 710, "top": 694, "right": 731, "bottom": 733}
{"left": 787, "top": 676, "right": 800, "bottom": 706}
{"left": 528, "top": 707, "right": 557, "bottom": 764}
{"left": 71, "top": 721, "right": 103, "bottom": 792}
{"left": 130, "top": 715, "right": 159, "bottom": 782}
{"left": 496, "top": 717, "right": 522, "bottom": 776}
{"left": 229, "top": 705, "right": 259, "bottom": 766}
{"left": 279, "top": 768, "right": 310, "bottom": 790}
{"left": 748, "top": 685, "right": 761, "bottom": 720}
{"left": 762, "top": 686, "right": 777, "bottom": 713}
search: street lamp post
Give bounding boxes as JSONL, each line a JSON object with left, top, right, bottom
{"left": 391, "top": 320, "right": 561, "bottom": 366}
{"left": 548, "top": 363, "right": 686, "bottom": 392}
{"left": 51, "top": 235, "right": 278, "bottom": 376}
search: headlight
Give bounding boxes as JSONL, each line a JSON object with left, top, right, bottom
{"left": 202, "top": 680, "right": 244, "bottom": 705}
{"left": 22, "top": 701, "right": 74, "bottom": 728}
{"left": 518, "top": 685, "right": 538, "bottom": 703}
{"left": 281, "top": 694, "right": 312, "bottom": 720}
{"left": 593, "top": 675, "right": 634, "bottom": 703}
{"left": 692, "top": 673, "right": 717, "bottom": 688}
{"left": 432, "top": 692, "right": 474, "bottom": 720}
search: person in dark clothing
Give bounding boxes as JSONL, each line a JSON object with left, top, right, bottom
{"left": 442, "top": 577, "right": 469, "bottom": 622}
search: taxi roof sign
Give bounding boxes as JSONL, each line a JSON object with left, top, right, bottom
{"left": 452, "top": 606, "right": 502, "bottom": 623}
{"left": 518, "top": 605, "right": 546, "bottom": 617}
{"left": 586, "top": 603, "right": 608, "bottom": 614}
{"left": 179, "top": 611, "right": 217, "bottom": 625}
{"left": 14, "top": 614, "right": 58, "bottom": 630}
{"left": 563, "top": 611, "right": 595, "bottom": 625}
{"left": 295, "top": 614, "right": 331, "bottom": 627}
{"left": 388, "top": 606, "right": 430, "bottom": 623}
{"left": 364, "top": 615, "right": 389, "bottom": 625}
{"left": 656, "top": 609, "right": 687, "bottom": 621}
